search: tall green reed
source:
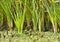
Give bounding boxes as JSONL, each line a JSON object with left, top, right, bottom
{"left": 25, "top": 0, "right": 32, "bottom": 30}
{"left": 0, "top": 0, "right": 13, "bottom": 31}
{"left": 32, "top": 0, "right": 39, "bottom": 31}
{"left": 11, "top": 0, "right": 26, "bottom": 34}
{"left": 42, "top": 0, "right": 60, "bottom": 33}
{"left": 26, "top": 0, "right": 44, "bottom": 32}
{"left": 38, "top": 0, "right": 45, "bottom": 32}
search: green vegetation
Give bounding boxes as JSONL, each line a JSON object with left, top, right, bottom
{"left": 0, "top": 0, "right": 13, "bottom": 31}
{"left": 0, "top": 0, "right": 60, "bottom": 42}
{"left": 11, "top": 0, "right": 26, "bottom": 34}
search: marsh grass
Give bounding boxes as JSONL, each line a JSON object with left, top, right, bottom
{"left": 0, "top": 0, "right": 60, "bottom": 34}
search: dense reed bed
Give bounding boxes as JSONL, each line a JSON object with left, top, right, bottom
{"left": 0, "top": 0, "right": 60, "bottom": 34}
